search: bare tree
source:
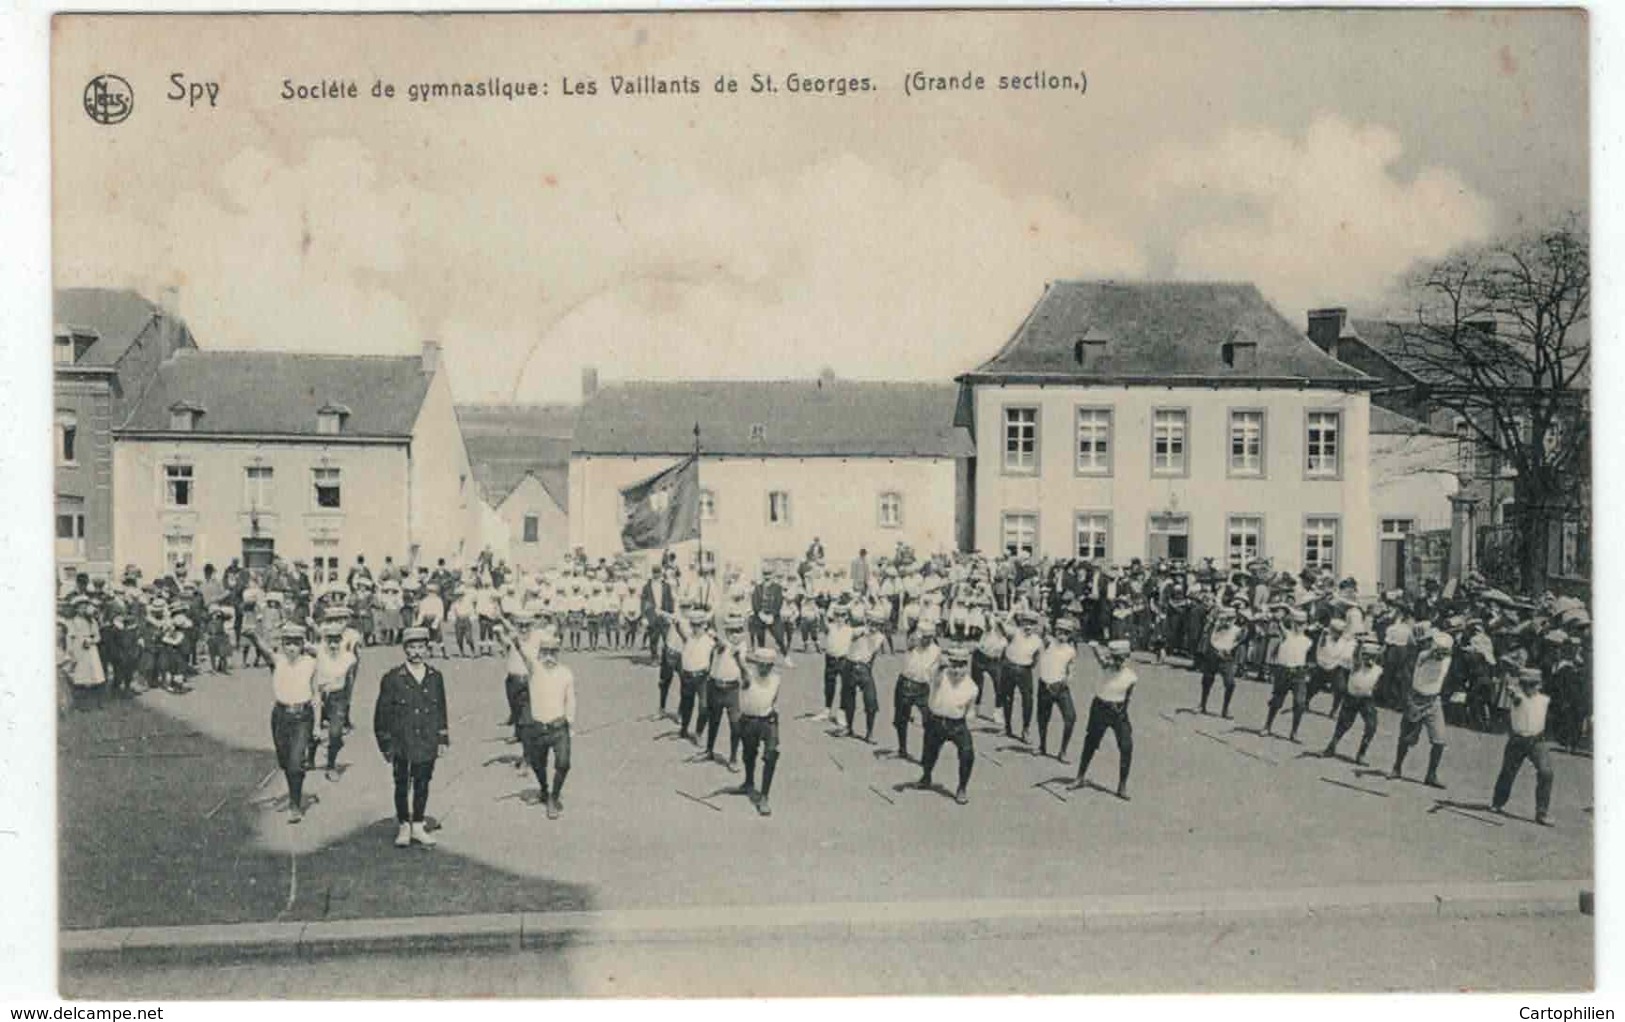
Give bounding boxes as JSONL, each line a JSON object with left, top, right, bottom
{"left": 1389, "top": 215, "right": 1589, "bottom": 591}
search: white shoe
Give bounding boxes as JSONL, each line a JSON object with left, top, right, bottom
{"left": 410, "top": 821, "right": 437, "bottom": 847}
{"left": 783, "top": 657, "right": 796, "bottom": 668}
{"left": 395, "top": 822, "right": 411, "bottom": 848}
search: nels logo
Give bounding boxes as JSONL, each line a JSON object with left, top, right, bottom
{"left": 84, "top": 73, "right": 134, "bottom": 125}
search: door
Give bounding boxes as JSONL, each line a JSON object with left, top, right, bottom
{"left": 242, "top": 537, "right": 275, "bottom": 570}
{"left": 1148, "top": 513, "right": 1190, "bottom": 562}
{"left": 1380, "top": 519, "right": 1413, "bottom": 592}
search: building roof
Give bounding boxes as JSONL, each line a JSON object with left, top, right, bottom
{"left": 497, "top": 467, "right": 570, "bottom": 513}
{"left": 457, "top": 403, "right": 577, "bottom": 506}
{"left": 1369, "top": 405, "right": 1439, "bottom": 437}
{"left": 54, "top": 288, "right": 196, "bottom": 368}
{"left": 1350, "top": 316, "right": 1592, "bottom": 392}
{"left": 573, "top": 379, "right": 975, "bottom": 458}
{"left": 962, "top": 280, "right": 1372, "bottom": 388}
{"left": 118, "top": 349, "right": 432, "bottom": 438}
{"left": 1348, "top": 319, "right": 1432, "bottom": 385}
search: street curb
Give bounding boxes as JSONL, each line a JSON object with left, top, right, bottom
{"left": 61, "top": 881, "right": 1589, "bottom": 967}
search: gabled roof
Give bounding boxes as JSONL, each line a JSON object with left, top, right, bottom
{"left": 118, "top": 349, "right": 432, "bottom": 438}
{"left": 496, "top": 468, "right": 570, "bottom": 513}
{"left": 54, "top": 288, "right": 196, "bottom": 368}
{"left": 1350, "top": 317, "right": 1592, "bottom": 392}
{"left": 962, "top": 280, "right": 1372, "bottom": 388}
{"left": 1370, "top": 405, "right": 1439, "bottom": 437}
{"left": 573, "top": 380, "right": 975, "bottom": 459}
{"left": 456, "top": 403, "right": 577, "bottom": 506}
{"left": 1348, "top": 319, "right": 1433, "bottom": 385}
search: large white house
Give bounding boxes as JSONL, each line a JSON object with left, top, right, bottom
{"left": 112, "top": 342, "right": 484, "bottom": 579}
{"left": 569, "top": 377, "right": 974, "bottom": 572}
{"left": 958, "top": 281, "right": 1382, "bottom": 589}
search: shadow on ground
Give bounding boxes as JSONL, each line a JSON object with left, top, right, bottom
{"left": 59, "top": 694, "right": 596, "bottom": 930}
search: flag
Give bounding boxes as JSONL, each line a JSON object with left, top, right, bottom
{"left": 619, "top": 455, "right": 701, "bottom": 552}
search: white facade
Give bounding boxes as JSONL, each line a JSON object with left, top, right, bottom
{"left": 970, "top": 384, "right": 1378, "bottom": 589}
{"left": 113, "top": 367, "right": 482, "bottom": 579}
{"left": 570, "top": 453, "right": 960, "bottom": 572}
{"left": 114, "top": 437, "right": 412, "bottom": 578}
{"left": 499, "top": 473, "right": 571, "bottom": 571}
{"left": 1370, "top": 430, "right": 1458, "bottom": 534}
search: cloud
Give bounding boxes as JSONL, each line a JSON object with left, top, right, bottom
{"left": 1137, "top": 114, "right": 1495, "bottom": 318}
{"left": 57, "top": 113, "right": 1495, "bottom": 402}
{"left": 61, "top": 138, "right": 421, "bottom": 355}
{"left": 503, "top": 154, "right": 1146, "bottom": 400}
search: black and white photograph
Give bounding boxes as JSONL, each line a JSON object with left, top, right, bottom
{"left": 8, "top": 3, "right": 1609, "bottom": 1006}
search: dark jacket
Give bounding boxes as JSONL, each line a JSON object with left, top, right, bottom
{"left": 374, "top": 663, "right": 449, "bottom": 764}
{"left": 640, "top": 579, "right": 675, "bottom": 623}
{"left": 751, "top": 581, "right": 785, "bottom": 618}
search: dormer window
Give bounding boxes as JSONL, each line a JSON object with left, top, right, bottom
{"left": 169, "top": 402, "right": 204, "bottom": 431}
{"left": 749, "top": 423, "right": 766, "bottom": 442}
{"left": 1221, "top": 340, "right": 1258, "bottom": 370}
{"left": 1072, "top": 327, "right": 1109, "bottom": 367}
{"left": 316, "top": 403, "right": 351, "bottom": 435}
{"left": 53, "top": 328, "right": 98, "bottom": 365}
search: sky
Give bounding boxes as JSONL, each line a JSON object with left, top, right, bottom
{"left": 51, "top": 9, "right": 1588, "bottom": 403}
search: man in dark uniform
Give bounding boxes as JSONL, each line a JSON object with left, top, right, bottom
{"left": 374, "top": 627, "right": 450, "bottom": 848}
{"left": 750, "top": 566, "right": 788, "bottom": 655}
{"left": 640, "top": 566, "right": 676, "bottom": 660}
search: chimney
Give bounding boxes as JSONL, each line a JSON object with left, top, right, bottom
{"left": 817, "top": 366, "right": 836, "bottom": 388}
{"left": 156, "top": 285, "right": 182, "bottom": 355}
{"left": 421, "top": 340, "right": 442, "bottom": 375}
{"left": 581, "top": 366, "right": 599, "bottom": 401}
{"left": 1306, "top": 307, "right": 1348, "bottom": 358}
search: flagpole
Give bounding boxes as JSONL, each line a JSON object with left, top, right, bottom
{"left": 693, "top": 421, "right": 704, "bottom": 577}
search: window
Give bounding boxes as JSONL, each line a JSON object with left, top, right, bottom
{"left": 56, "top": 412, "right": 78, "bottom": 466}
{"left": 164, "top": 463, "right": 194, "bottom": 508}
{"left": 1075, "top": 407, "right": 1112, "bottom": 475}
{"left": 312, "top": 467, "right": 342, "bottom": 510}
{"left": 55, "top": 505, "right": 86, "bottom": 560}
{"left": 1304, "top": 517, "right": 1339, "bottom": 574}
{"left": 522, "top": 514, "right": 540, "bottom": 543}
{"left": 1227, "top": 515, "right": 1263, "bottom": 570}
{"left": 317, "top": 412, "right": 343, "bottom": 435}
{"left": 1306, "top": 411, "right": 1341, "bottom": 477}
{"left": 767, "top": 490, "right": 791, "bottom": 527}
{"left": 698, "top": 488, "right": 717, "bottom": 523}
{"left": 169, "top": 404, "right": 202, "bottom": 431}
{"left": 54, "top": 335, "right": 74, "bottom": 366}
{"left": 1152, "top": 409, "right": 1188, "bottom": 475}
{"left": 1221, "top": 340, "right": 1258, "bottom": 370}
{"left": 878, "top": 491, "right": 903, "bottom": 529}
{"left": 1074, "top": 512, "right": 1110, "bottom": 560}
{"left": 1560, "top": 519, "right": 1587, "bottom": 578}
{"left": 311, "top": 539, "right": 339, "bottom": 582}
{"left": 243, "top": 465, "right": 274, "bottom": 509}
{"left": 1003, "top": 406, "right": 1039, "bottom": 474}
{"left": 163, "top": 533, "right": 195, "bottom": 575}
{"left": 749, "top": 423, "right": 767, "bottom": 442}
{"left": 1228, "top": 410, "right": 1264, "bottom": 476}
{"left": 1543, "top": 418, "right": 1566, "bottom": 458}
{"left": 1073, "top": 337, "right": 1107, "bottom": 366}
{"left": 1455, "top": 418, "right": 1476, "bottom": 477}
{"left": 1381, "top": 518, "right": 1415, "bottom": 539}
{"left": 1001, "top": 512, "right": 1038, "bottom": 557}
{"left": 1148, "top": 513, "right": 1190, "bottom": 561}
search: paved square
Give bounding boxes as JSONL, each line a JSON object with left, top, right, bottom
{"left": 59, "top": 643, "right": 1593, "bottom": 930}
